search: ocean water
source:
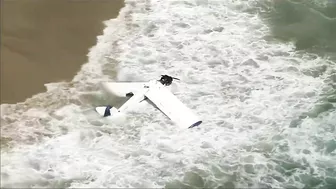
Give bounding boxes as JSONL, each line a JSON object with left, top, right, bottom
{"left": 1, "top": 0, "right": 335, "bottom": 188}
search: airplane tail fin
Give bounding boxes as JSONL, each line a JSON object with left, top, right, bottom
{"left": 95, "top": 106, "right": 118, "bottom": 117}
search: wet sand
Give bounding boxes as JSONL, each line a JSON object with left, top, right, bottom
{"left": 1, "top": 0, "right": 124, "bottom": 104}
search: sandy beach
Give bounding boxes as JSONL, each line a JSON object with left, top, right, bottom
{"left": 1, "top": 0, "right": 124, "bottom": 104}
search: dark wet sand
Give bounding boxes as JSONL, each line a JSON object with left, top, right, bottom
{"left": 1, "top": 0, "right": 124, "bottom": 104}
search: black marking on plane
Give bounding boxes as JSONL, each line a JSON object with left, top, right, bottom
{"left": 104, "top": 105, "right": 113, "bottom": 117}
{"left": 126, "top": 92, "right": 134, "bottom": 97}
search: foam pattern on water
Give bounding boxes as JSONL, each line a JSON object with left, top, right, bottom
{"left": 1, "top": 0, "right": 335, "bottom": 188}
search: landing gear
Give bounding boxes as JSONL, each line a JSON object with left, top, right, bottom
{"left": 159, "top": 75, "right": 180, "bottom": 86}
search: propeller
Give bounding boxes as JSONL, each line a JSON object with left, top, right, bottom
{"left": 159, "top": 75, "right": 180, "bottom": 86}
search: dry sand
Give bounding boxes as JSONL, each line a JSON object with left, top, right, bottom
{"left": 1, "top": 0, "right": 124, "bottom": 104}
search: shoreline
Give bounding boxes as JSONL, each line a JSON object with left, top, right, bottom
{"left": 0, "top": 0, "right": 124, "bottom": 104}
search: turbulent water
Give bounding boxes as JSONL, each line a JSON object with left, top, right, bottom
{"left": 1, "top": 0, "right": 335, "bottom": 188}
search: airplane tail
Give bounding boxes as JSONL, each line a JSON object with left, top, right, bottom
{"left": 95, "top": 106, "right": 118, "bottom": 117}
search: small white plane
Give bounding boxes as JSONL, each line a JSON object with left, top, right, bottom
{"left": 95, "top": 75, "right": 202, "bottom": 129}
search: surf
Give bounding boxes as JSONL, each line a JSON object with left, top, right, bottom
{"left": 1, "top": 0, "right": 335, "bottom": 188}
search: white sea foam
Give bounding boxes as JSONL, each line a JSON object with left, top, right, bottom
{"left": 1, "top": 0, "right": 335, "bottom": 188}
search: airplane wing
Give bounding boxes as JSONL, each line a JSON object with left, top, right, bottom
{"left": 101, "top": 81, "right": 173, "bottom": 97}
{"left": 101, "top": 82, "right": 148, "bottom": 97}
{"left": 145, "top": 81, "right": 202, "bottom": 128}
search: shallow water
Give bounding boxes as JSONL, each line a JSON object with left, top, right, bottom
{"left": 1, "top": 0, "right": 123, "bottom": 103}
{"left": 1, "top": 0, "right": 335, "bottom": 188}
